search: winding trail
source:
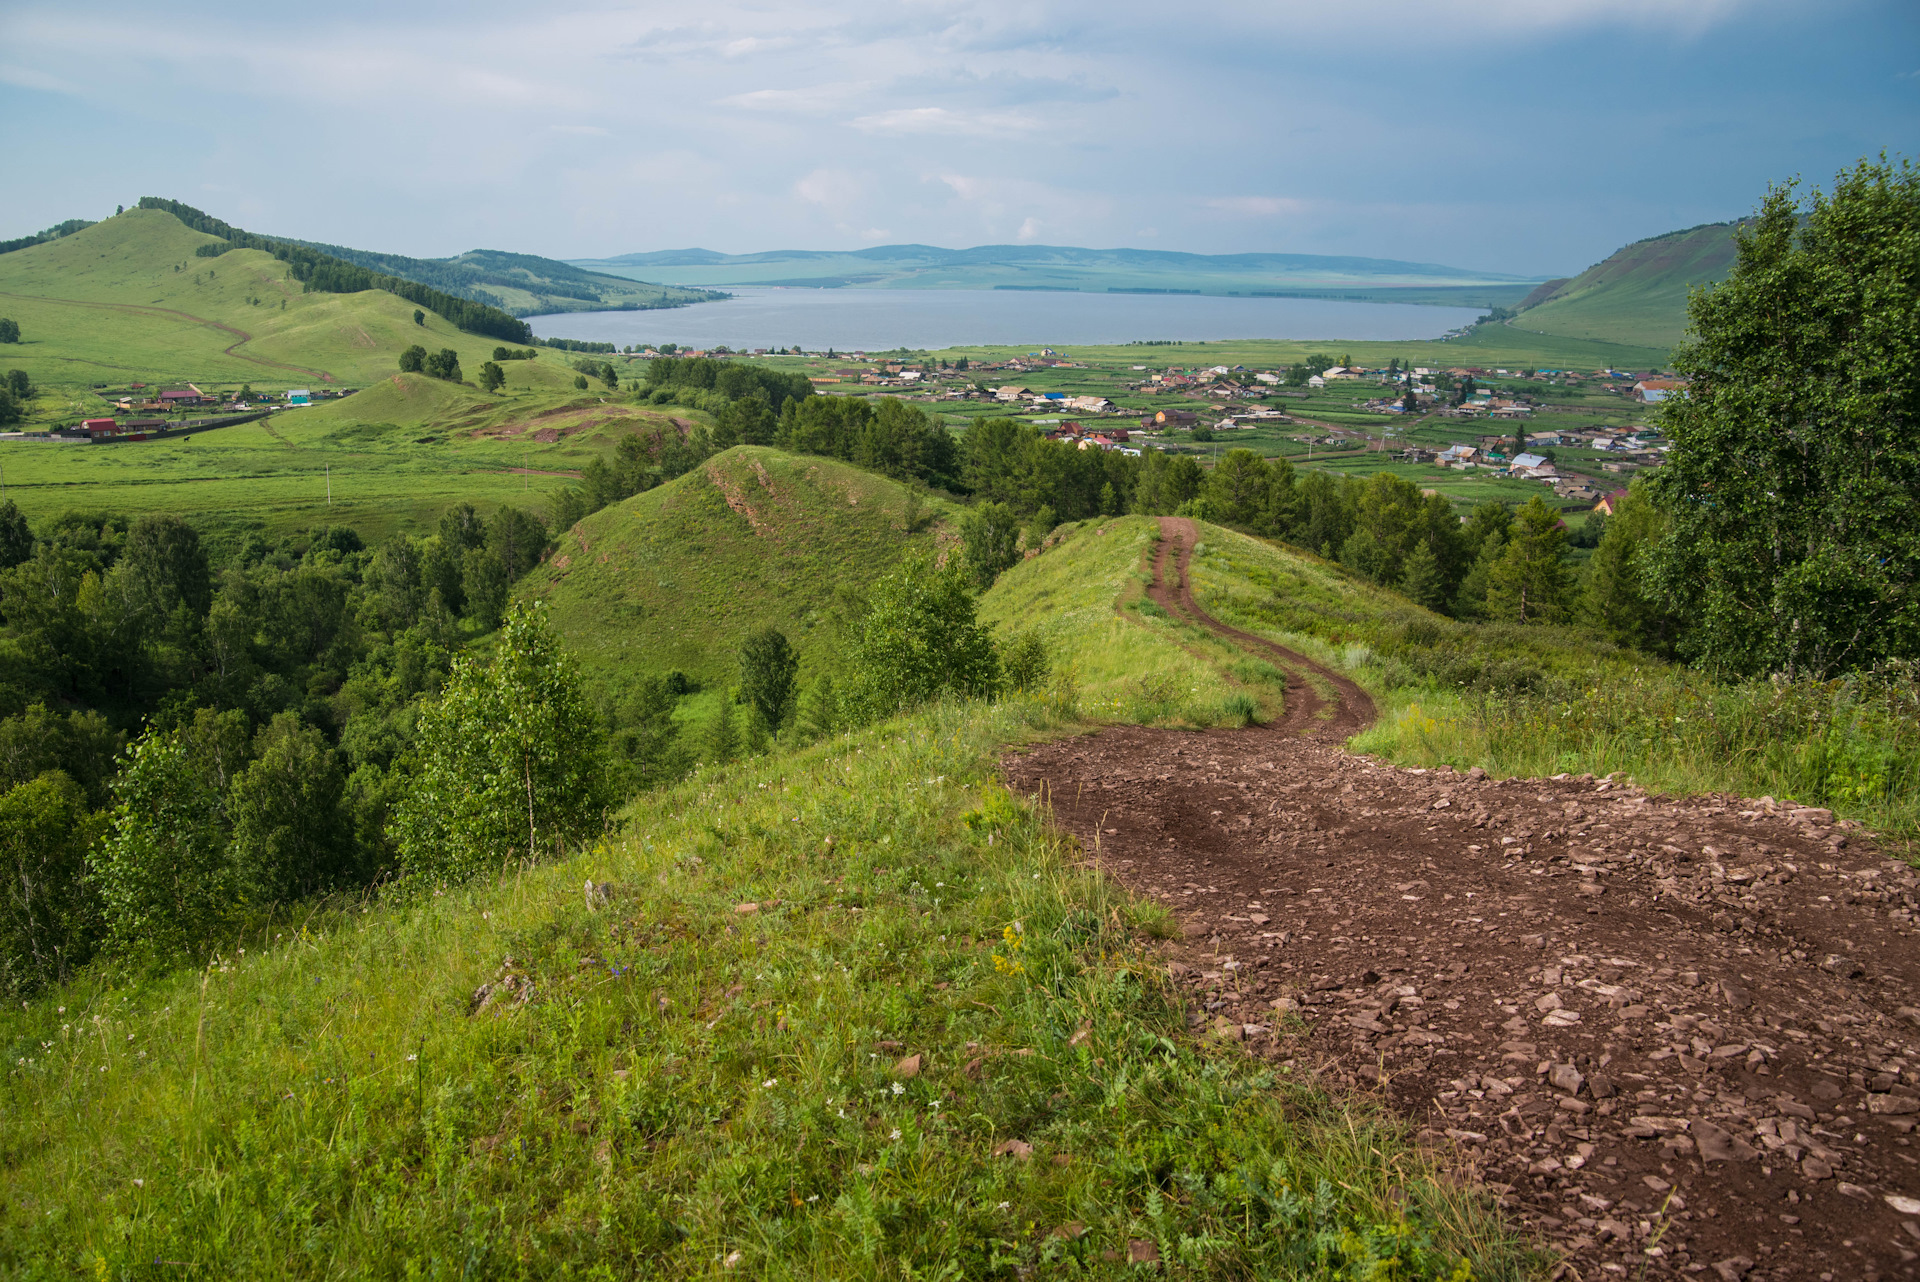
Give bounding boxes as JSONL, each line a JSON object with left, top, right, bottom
{"left": 1003, "top": 523, "right": 1920, "bottom": 1280}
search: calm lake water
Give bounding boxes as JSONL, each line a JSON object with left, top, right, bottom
{"left": 526, "top": 287, "right": 1482, "bottom": 351}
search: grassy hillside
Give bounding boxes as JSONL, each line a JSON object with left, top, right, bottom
{"left": 0, "top": 210, "right": 539, "bottom": 393}
{"left": 1509, "top": 221, "right": 1741, "bottom": 351}
{"left": 0, "top": 498, "right": 1537, "bottom": 1278}
{"left": 522, "top": 447, "right": 965, "bottom": 686}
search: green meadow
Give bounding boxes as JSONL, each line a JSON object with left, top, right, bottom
{"left": 0, "top": 371, "right": 688, "bottom": 542}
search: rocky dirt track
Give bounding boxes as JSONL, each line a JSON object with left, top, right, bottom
{"left": 1005, "top": 519, "right": 1920, "bottom": 1281}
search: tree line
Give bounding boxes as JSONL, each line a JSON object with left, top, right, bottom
{"left": 0, "top": 498, "right": 563, "bottom": 994}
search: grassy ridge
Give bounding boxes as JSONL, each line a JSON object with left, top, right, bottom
{"left": 0, "top": 571, "right": 1529, "bottom": 1279}
{"left": 978, "top": 517, "right": 1282, "bottom": 726}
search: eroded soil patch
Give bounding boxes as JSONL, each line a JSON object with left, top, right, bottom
{"left": 1004, "top": 521, "right": 1920, "bottom": 1280}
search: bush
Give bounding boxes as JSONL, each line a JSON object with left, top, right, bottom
{"left": 847, "top": 555, "right": 1001, "bottom": 721}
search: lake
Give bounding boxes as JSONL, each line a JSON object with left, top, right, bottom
{"left": 526, "top": 287, "right": 1483, "bottom": 352}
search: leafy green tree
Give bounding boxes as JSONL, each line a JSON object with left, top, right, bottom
{"left": 1648, "top": 157, "right": 1920, "bottom": 676}
{"left": 461, "top": 546, "right": 508, "bottom": 630}
{"left": 1485, "top": 497, "right": 1571, "bottom": 624}
{"left": 413, "top": 309, "right": 426, "bottom": 326}
{"left": 601, "top": 362, "right": 619, "bottom": 390}
{"left": 92, "top": 726, "right": 231, "bottom": 961}
{"left": 0, "top": 703, "right": 122, "bottom": 807}
{"left": 486, "top": 505, "right": 548, "bottom": 582}
{"left": 124, "top": 513, "right": 211, "bottom": 620}
{"left": 227, "top": 713, "right": 355, "bottom": 904}
{"left": 1584, "top": 484, "right": 1681, "bottom": 655}
{"left": 0, "top": 771, "right": 105, "bottom": 997}
{"left": 5, "top": 369, "right": 31, "bottom": 399}
{"left": 393, "top": 603, "right": 610, "bottom": 883}
{"left": 0, "top": 498, "right": 32, "bottom": 569}
{"left": 960, "top": 501, "right": 1022, "bottom": 589}
{"left": 847, "top": 554, "right": 1001, "bottom": 720}
{"left": 479, "top": 360, "right": 506, "bottom": 393}
{"left": 423, "top": 349, "right": 462, "bottom": 382}
{"left": 0, "top": 319, "right": 19, "bottom": 344}
{"left": 573, "top": 375, "right": 590, "bottom": 390}
{"left": 738, "top": 627, "right": 799, "bottom": 741}
{"left": 1451, "top": 501, "right": 1512, "bottom": 618}
{"left": 0, "top": 388, "right": 20, "bottom": 426}
{"left": 399, "top": 344, "right": 427, "bottom": 374}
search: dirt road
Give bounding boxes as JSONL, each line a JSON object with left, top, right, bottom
{"left": 1005, "top": 518, "right": 1920, "bottom": 1280}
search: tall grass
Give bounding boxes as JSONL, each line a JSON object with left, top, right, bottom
{"left": 1361, "top": 665, "right": 1920, "bottom": 843}
{"left": 1186, "top": 523, "right": 1920, "bottom": 854}
{"left": 1, "top": 698, "right": 1528, "bottom": 1279}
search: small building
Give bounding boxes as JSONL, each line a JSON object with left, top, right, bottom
{"left": 287, "top": 389, "right": 312, "bottom": 406}
{"left": 158, "top": 389, "right": 202, "bottom": 407}
{"left": 1633, "top": 379, "right": 1686, "bottom": 403}
{"left": 82, "top": 417, "right": 118, "bottom": 438}
{"left": 1594, "top": 489, "right": 1632, "bottom": 516}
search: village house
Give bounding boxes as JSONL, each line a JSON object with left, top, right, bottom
{"left": 1632, "top": 378, "right": 1687, "bottom": 403}
{"left": 1594, "top": 489, "right": 1632, "bottom": 516}
{"left": 1509, "top": 452, "right": 1557, "bottom": 478}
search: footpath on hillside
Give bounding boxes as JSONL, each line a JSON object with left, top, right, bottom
{"left": 1005, "top": 517, "right": 1920, "bottom": 1282}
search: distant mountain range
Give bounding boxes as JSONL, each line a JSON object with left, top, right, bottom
{"left": 284, "top": 241, "right": 724, "bottom": 318}
{"left": 569, "top": 243, "right": 1547, "bottom": 309}
{"left": 1507, "top": 221, "right": 1744, "bottom": 350}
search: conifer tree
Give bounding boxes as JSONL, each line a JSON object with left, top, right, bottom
{"left": 1397, "top": 540, "right": 1448, "bottom": 612}
{"left": 1486, "top": 497, "right": 1571, "bottom": 624}
{"left": 702, "top": 698, "right": 739, "bottom": 765}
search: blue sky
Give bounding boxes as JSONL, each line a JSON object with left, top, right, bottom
{"left": 2, "top": 0, "right": 1915, "bottom": 277}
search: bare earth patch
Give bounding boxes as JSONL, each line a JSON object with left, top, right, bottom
{"left": 1004, "top": 519, "right": 1920, "bottom": 1281}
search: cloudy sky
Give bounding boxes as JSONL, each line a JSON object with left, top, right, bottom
{"left": 3, "top": 0, "right": 1915, "bottom": 276}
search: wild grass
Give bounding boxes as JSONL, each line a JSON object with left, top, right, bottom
{"left": 1183, "top": 523, "right": 1920, "bottom": 854}
{"left": 0, "top": 698, "right": 1531, "bottom": 1279}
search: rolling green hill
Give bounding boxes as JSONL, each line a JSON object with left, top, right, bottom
{"left": 520, "top": 446, "right": 964, "bottom": 684}
{"left": 285, "top": 241, "right": 726, "bottom": 317}
{"left": 1509, "top": 220, "right": 1743, "bottom": 350}
{"left": 0, "top": 209, "right": 549, "bottom": 396}
{"left": 575, "top": 242, "right": 1544, "bottom": 307}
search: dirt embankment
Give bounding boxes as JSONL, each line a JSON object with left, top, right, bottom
{"left": 1005, "top": 518, "right": 1920, "bottom": 1281}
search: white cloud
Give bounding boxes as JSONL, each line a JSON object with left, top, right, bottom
{"left": 848, "top": 106, "right": 1040, "bottom": 136}
{"left": 1015, "top": 217, "right": 1042, "bottom": 242}
{"left": 1204, "top": 196, "right": 1310, "bottom": 217}
{"left": 0, "top": 62, "right": 81, "bottom": 94}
